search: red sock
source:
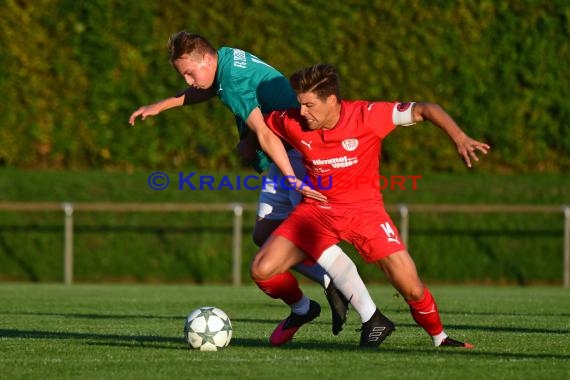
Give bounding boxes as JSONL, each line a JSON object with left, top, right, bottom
{"left": 254, "top": 271, "right": 303, "bottom": 305}
{"left": 406, "top": 286, "right": 444, "bottom": 336}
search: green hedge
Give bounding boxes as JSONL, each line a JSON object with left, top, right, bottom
{"left": 0, "top": 0, "right": 568, "bottom": 172}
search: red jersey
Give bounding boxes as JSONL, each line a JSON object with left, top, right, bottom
{"left": 265, "top": 100, "right": 414, "bottom": 206}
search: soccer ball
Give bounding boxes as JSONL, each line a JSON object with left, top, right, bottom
{"left": 184, "top": 306, "right": 232, "bottom": 351}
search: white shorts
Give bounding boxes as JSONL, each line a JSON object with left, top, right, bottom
{"left": 257, "top": 149, "right": 305, "bottom": 220}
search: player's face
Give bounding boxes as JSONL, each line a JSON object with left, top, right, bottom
{"left": 297, "top": 92, "right": 339, "bottom": 130}
{"left": 174, "top": 53, "right": 216, "bottom": 89}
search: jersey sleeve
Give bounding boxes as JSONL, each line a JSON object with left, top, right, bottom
{"left": 264, "top": 111, "right": 289, "bottom": 142}
{"left": 367, "top": 101, "right": 416, "bottom": 139}
{"left": 265, "top": 110, "right": 303, "bottom": 154}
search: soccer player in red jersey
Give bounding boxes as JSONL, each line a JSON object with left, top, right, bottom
{"left": 251, "top": 64, "right": 489, "bottom": 348}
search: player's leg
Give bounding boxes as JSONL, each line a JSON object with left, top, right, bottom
{"left": 317, "top": 245, "right": 378, "bottom": 323}
{"left": 254, "top": 214, "right": 349, "bottom": 336}
{"left": 256, "top": 159, "right": 348, "bottom": 334}
{"left": 254, "top": 217, "right": 331, "bottom": 284}
{"left": 277, "top": 202, "right": 394, "bottom": 347}
{"left": 255, "top": 159, "right": 330, "bottom": 285}
{"left": 317, "top": 244, "right": 395, "bottom": 347}
{"left": 285, "top": 150, "right": 351, "bottom": 334}
{"left": 375, "top": 249, "right": 474, "bottom": 348}
{"left": 250, "top": 234, "right": 321, "bottom": 346}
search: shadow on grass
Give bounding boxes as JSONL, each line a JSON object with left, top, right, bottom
{"left": 388, "top": 321, "right": 570, "bottom": 335}
{"left": 0, "top": 328, "right": 182, "bottom": 346}
{"left": 1, "top": 328, "right": 569, "bottom": 360}
{"left": 1, "top": 311, "right": 180, "bottom": 320}
{"left": 439, "top": 308, "right": 570, "bottom": 318}
{"left": 3, "top": 310, "right": 569, "bottom": 335}
{"left": 234, "top": 338, "right": 570, "bottom": 360}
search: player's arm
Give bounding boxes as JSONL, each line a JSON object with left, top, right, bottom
{"left": 411, "top": 102, "right": 490, "bottom": 168}
{"left": 128, "top": 87, "right": 217, "bottom": 126}
{"left": 129, "top": 95, "right": 184, "bottom": 126}
{"left": 246, "top": 108, "right": 327, "bottom": 203}
{"left": 179, "top": 86, "right": 218, "bottom": 105}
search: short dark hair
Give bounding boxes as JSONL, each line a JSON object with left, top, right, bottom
{"left": 167, "top": 31, "right": 216, "bottom": 64}
{"left": 289, "top": 64, "right": 341, "bottom": 101}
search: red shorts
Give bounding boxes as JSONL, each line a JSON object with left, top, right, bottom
{"left": 274, "top": 202, "right": 406, "bottom": 263}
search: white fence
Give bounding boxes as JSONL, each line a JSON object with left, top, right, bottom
{"left": 0, "top": 202, "right": 568, "bottom": 287}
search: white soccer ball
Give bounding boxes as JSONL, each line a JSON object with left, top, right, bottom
{"left": 184, "top": 306, "right": 233, "bottom": 351}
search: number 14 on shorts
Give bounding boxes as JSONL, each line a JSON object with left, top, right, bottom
{"left": 380, "top": 222, "right": 400, "bottom": 244}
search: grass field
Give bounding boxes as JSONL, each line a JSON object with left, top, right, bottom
{"left": 1, "top": 284, "right": 569, "bottom": 379}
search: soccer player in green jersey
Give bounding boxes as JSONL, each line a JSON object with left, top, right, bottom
{"left": 129, "top": 32, "right": 379, "bottom": 337}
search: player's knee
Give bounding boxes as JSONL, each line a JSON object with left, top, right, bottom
{"left": 250, "top": 251, "right": 274, "bottom": 281}
{"left": 403, "top": 284, "right": 425, "bottom": 301}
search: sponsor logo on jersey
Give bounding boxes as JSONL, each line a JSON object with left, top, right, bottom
{"left": 312, "top": 156, "right": 358, "bottom": 168}
{"left": 341, "top": 139, "right": 358, "bottom": 152}
{"left": 313, "top": 167, "right": 331, "bottom": 174}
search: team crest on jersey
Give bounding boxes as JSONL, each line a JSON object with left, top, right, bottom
{"left": 341, "top": 139, "right": 358, "bottom": 152}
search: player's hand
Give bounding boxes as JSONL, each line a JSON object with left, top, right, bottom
{"left": 128, "top": 104, "right": 162, "bottom": 126}
{"left": 455, "top": 133, "right": 490, "bottom": 168}
{"left": 287, "top": 177, "right": 328, "bottom": 203}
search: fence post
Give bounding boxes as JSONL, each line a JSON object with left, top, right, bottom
{"left": 562, "top": 206, "right": 570, "bottom": 288}
{"left": 62, "top": 203, "right": 74, "bottom": 285}
{"left": 399, "top": 204, "right": 409, "bottom": 247}
{"left": 232, "top": 204, "right": 243, "bottom": 286}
